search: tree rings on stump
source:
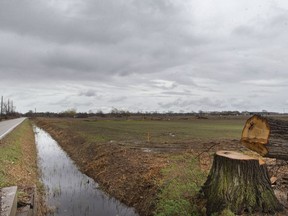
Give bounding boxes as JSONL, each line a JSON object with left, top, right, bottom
{"left": 241, "top": 114, "right": 288, "bottom": 160}
{"left": 203, "top": 150, "right": 282, "bottom": 215}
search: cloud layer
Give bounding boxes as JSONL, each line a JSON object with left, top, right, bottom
{"left": 1, "top": 0, "right": 288, "bottom": 113}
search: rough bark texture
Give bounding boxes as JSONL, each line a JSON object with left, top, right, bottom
{"left": 241, "top": 115, "right": 288, "bottom": 160}
{"left": 203, "top": 151, "right": 282, "bottom": 215}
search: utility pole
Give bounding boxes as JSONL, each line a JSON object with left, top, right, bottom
{"left": 11, "top": 100, "right": 13, "bottom": 114}
{"left": 7, "top": 99, "right": 10, "bottom": 114}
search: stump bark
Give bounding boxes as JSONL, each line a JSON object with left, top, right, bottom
{"left": 203, "top": 151, "right": 282, "bottom": 215}
{"left": 241, "top": 115, "right": 288, "bottom": 160}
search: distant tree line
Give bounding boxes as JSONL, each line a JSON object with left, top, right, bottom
{"left": 0, "top": 96, "right": 20, "bottom": 120}
{"left": 23, "top": 107, "right": 283, "bottom": 119}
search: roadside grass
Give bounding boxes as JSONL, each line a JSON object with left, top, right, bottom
{"left": 0, "top": 119, "right": 46, "bottom": 215}
{"left": 154, "top": 154, "right": 208, "bottom": 216}
{"left": 0, "top": 121, "right": 27, "bottom": 187}
{"left": 0, "top": 141, "right": 22, "bottom": 187}
{"left": 0, "top": 119, "right": 39, "bottom": 187}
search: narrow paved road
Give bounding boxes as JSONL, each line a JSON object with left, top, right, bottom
{"left": 0, "top": 117, "right": 26, "bottom": 139}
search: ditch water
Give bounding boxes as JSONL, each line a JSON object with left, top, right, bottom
{"left": 34, "top": 126, "right": 138, "bottom": 216}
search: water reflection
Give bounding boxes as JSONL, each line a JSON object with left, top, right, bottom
{"left": 34, "top": 126, "right": 137, "bottom": 216}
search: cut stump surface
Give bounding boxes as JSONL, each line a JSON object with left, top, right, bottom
{"left": 203, "top": 150, "right": 282, "bottom": 215}
{"left": 241, "top": 115, "right": 288, "bottom": 160}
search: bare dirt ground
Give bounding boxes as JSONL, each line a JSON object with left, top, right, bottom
{"left": 34, "top": 117, "right": 288, "bottom": 216}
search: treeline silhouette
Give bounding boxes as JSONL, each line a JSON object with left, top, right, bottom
{"left": 23, "top": 108, "right": 282, "bottom": 119}
{"left": 0, "top": 96, "right": 20, "bottom": 120}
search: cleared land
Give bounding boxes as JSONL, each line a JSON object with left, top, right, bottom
{"left": 34, "top": 117, "right": 248, "bottom": 215}
{"left": 2, "top": 116, "right": 287, "bottom": 215}
{"left": 37, "top": 117, "right": 245, "bottom": 152}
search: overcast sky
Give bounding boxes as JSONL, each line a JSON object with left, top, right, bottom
{"left": 1, "top": 0, "right": 288, "bottom": 113}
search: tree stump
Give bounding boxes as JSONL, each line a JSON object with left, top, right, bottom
{"left": 241, "top": 114, "right": 288, "bottom": 160}
{"left": 203, "top": 151, "right": 282, "bottom": 215}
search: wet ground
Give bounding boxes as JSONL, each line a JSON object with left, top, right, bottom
{"left": 34, "top": 126, "right": 137, "bottom": 216}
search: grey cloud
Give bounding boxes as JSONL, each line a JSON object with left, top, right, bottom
{"left": 158, "top": 97, "right": 226, "bottom": 110}
{"left": 1, "top": 0, "right": 288, "bottom": 113}
{"left": 73, "top": 102, "right": 93, "bottom": 108}
{"left": 241, "top": 79, "right": 287, "bottom": 87}
{"left": 79, "top": 90, "right": 97, "bottom": 97}
{"left": 0, "top": 0, "right": 199, "bottom": 46}
{"left": 0, "top": 1, "right": 121, "bottom": 44}
{"left": 161, "top": 90, "right": 196, "bottom": 96}
{"left": 228, "top": 98, "right": 253, "bottom": 110}
{"left": 150, "top": 80, "right": 177, "bottom": 90}
{"left": 232, "top": 26, "right": 256, "bottom": 37}
{"left": 108, "top": 96, "right": 127, "bottom": 103}
{"left": 0, "top": 0, "right": 209, "bottom": 82}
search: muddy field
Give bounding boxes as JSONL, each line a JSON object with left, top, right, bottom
{"left": 33, "top": 116, "right": 288, "bottom": 215}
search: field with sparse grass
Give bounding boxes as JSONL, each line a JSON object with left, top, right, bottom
{"left": 34, "top": 116, "right": 247, "bottom": 215}
{"left": 39, "top": 118, "right": 245, "bottom": 152}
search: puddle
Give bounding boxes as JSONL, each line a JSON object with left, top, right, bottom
{"left": 34, "top": 126, "right": 137, "bottom": 216}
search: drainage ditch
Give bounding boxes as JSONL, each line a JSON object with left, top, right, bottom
{"left": 34, "top": 126, "right": 137, "bottom": 216}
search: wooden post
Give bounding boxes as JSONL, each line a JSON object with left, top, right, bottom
{"left": 241, "top": 115, "right": 288, "bottom": 160}
{"left": 147, "top": 132, "right": 150, "bottom": 143}
{"left": 203, "top": 151, "right": 282, "bottom": 215}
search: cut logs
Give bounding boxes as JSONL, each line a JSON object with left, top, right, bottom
{"left": 203, "top": 151, "right": 282, "bottom": 215}
{"left": 241, "top": 115, "right": 288, "bottom": 160}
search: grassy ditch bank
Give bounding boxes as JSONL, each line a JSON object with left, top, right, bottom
{"left": 0, "top": 119, "right": 45, "bottom": 215}
{"left": 34, "top": 118, "right": 168, "bottom": 216}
